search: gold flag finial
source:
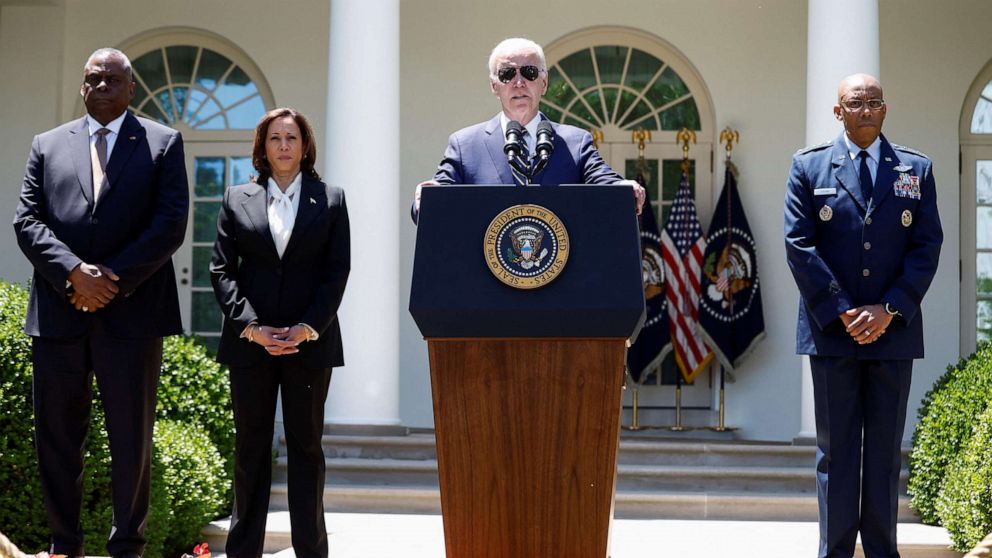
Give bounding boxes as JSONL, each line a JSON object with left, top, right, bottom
{"left": 677, "top": 128, "right": 696, "bottom": 172}
{"left": 720, "top": 128, "right": 740, "bottom": 160}
{"left": 590, "top": 128, "right": 605, "bottom": 149}
{"left": 631, "top": 129, "right": 652, "bottom": 159}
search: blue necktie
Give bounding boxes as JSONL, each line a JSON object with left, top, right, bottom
{"left": 510, "top": 131, "right": 530, "bottom": 187}
{"left": 858, "top": 150, "right": 873, "bottom": 203}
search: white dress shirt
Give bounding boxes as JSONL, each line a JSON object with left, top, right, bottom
{"left": 844, "top": 134, "right": 882, "bottom": 184}
{"left": 267, "top": 172, "right": 302, "bottom": 258}
{"left": 86, "top": 111, "right": 127, "bottom": 161}
{"left": 499, "top": 112, "right": 541, "bottom": 154}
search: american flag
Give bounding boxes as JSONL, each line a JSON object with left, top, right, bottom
{"left": 661, "top": 167, "right": 714, "bottom": 382}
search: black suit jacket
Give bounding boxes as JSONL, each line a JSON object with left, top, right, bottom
{"left": 13, "top": 112, "right": 189, "bottom": 338}
{"left": 210, "top": 177, "right": 350, "bottom": 368}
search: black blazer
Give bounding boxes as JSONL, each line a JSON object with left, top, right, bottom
{"left": 13, "top": 112, "right": 189, "bottom": 338}
{"left": 210, "top": 177, "right": 350, "bottom": 368}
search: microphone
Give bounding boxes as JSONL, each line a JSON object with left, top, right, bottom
{"left": 503, "top": 120, "right": 525, "bottom": 163}
{"left": 533, "top": 120, "right": 555, "bottom": 175}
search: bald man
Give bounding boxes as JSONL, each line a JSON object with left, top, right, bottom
{"left": 784, "top": 73, "right": 942, "bottom": 558}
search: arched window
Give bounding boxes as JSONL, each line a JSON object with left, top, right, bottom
{"left": 961, "top": 61, "right": 992, "bottom": 354}
{"left": 129, "top": 45, "right": 266, "bottom": 130}
{"left": 541, "top": 45, "right": 701, "bottom": 132}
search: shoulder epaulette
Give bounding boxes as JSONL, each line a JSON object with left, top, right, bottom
{"left": 891, "top": 143, "right": 930, "bottom": 159}
{"left": 795, "top": 141, "right": 831, "bottom": 156}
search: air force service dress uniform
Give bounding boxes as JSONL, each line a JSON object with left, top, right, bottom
{"left": 784, "top": 133, "right": 942, "bottom": 558}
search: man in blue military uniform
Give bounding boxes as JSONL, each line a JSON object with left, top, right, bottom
{"left": 784, "top": 73, "right": 943, "bottom": 558}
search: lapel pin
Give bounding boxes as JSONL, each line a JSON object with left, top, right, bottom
{"left": 884, "top": 157, "right": 892, "bottom": 162}
{"left": 310, "top": 197, "right": 316, "bottom": 204}
{"left": 129, "top": 136, "right": 137, "bottom": 140}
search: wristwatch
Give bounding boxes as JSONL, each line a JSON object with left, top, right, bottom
{"left": 884, "top": 303, "right": 900, "bottom": 316}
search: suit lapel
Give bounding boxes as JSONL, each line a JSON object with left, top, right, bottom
{"left": 67, "top": 117, "right": 94, "bottom": 206}
{"left": 830, "top": 135, "right": 868, "bottom": 213}
{"left": 282, "top": 178, "right": 325, "bottom": 258}
{"left": 871, "top": 136, "right": 899, "bottom": 211}
{"left": 240, "top": 182, "right": 279, "bottom": 256}
{"left": 97, "top": 112, "right": 143, "bottom": 205}
{"left": 484, "top": 115, "right": 514, "bottom": 185}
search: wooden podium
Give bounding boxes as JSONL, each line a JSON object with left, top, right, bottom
{"left": 410, "top": 186, "right": 644, "bottom": 558}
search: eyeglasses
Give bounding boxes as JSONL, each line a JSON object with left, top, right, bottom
{"left": 841, "top": 99, "right": 885, "bottom": 112}
{"left": 496, "top": 65, "right": 544, "bottom": 84}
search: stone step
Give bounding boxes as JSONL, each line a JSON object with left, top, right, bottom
{"left": 273, "top": 456, "right": 909, "bottom": 495}
{"left": 295, "top": 433, "right": 911, "bottom": 469}
{"left": 265, "top": 484, "right": 922, "bottom": 523}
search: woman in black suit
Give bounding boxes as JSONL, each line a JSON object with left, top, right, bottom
{"left": 210, "top": 107, "right": 349, "bottom": 558}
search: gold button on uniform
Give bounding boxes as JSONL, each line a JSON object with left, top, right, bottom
{"left": 864, "top": 242, "right": 871, "bottom": 250}
{"left": 863, "top": 269, "right": 870, "bottom": 277}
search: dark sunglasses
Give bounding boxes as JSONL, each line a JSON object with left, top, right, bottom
{"left": 496, "top": 65, "right": 543, "bottom": 83}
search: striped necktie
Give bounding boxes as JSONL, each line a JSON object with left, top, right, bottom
{"left": 92, "top": 128, "right": 110, "bottom": 200}
{"left": 510, "top": 130, "right": 530, "bottom": 187}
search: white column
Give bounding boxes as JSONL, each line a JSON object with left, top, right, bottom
{"left": 798, "top": 0, "right": 879, "bottom": 441}
{"left": 323, "top": 0, "right": 401, "bottom": 426}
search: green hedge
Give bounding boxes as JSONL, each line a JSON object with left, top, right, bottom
{"left": 0, "top": 281, "right": 233, "bottom": 557}
{"left": 908, "top": 342, "right": 992, "bottom": 524}
{"left": 937, "top": 403, "right": 992, "bottom": 551}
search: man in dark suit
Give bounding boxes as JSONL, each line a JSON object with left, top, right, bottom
{"left": 12, "top": 48, "right": 189, "bottom": 558}
{"left": 412, "top": 37, "right": 644, "bottom": 222}
{"left": 784, "top": 73, "right": 942, "bottom": 558}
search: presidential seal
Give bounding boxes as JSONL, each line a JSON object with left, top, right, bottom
{"left": 484, "top": 204, "right": 569, "bottom": 289}
{"left": 701, "top": 228, "right": 761, "bottom": 322}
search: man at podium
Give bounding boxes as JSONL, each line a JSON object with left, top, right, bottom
{"left": 412, "top": 37, "right": 645, "bottom": 222}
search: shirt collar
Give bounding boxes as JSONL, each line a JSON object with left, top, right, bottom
{"left": 499, "top": 112, "right": 543, "bottom": 139}
{"left": 843, "top": 133, "right": 882, "bottom": 163}
{"left": 86, "top": 111, "right": 127, "bottom": 137}
{"left": 267, "top": 172, "right": 303, "bottom": 199}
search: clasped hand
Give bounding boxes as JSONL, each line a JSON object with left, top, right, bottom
{"left": 839, "top": 304, "right": 893, "bottom": 345}
{"left": 68, "top": 263, "right": 119, "bottom": 312}
{"left": 251, "top": 324, "right": 310, "bottom": 356}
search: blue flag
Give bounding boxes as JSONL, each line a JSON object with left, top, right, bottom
{"left": 626, "top": 176, "right": 671, "bottom": 385}
{"left": 698, "top": 163, "right": 766, "bottom": 370}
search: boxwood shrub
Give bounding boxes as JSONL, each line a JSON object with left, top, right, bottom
{"left": 908, "top": 342, "right": 992, "bottom": 524}
{"left": 0, "top": 281, "right": 232, "bottom": 556}
{"left": 937, "top": 403, "right": 992, "bottom": 551}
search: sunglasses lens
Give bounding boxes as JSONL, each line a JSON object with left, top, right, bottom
{"left": 497, "top": 67, "right": 516, "bottom": 83}
{"left": 520, "top": 66, "right": 539, "bottom": 81}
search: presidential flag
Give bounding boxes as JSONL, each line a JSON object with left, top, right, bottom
{"left": 698, "top": 163, "right": 766, "bottom": 370}
{"left": 661, "top": 167, "right": 713, "bottom": 383}
{"left": 626, "top": 177, "right": 671, "bottom": 385}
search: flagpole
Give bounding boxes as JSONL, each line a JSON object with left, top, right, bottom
{"left": 711, "top": 128, "right": 741, "bottom": 432}
{"left": 671, "top": 370, "right": 686, "bottom": 431}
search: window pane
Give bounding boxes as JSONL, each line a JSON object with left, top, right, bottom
{"left": 230, "top": 156, "right": 254, "bottom": 186}
{"left": 194, "top": 202, "right": 222, "bottom": 242}
{"left": 133, "top": 49, "right": 167, "bottom": 92}
{"left": 625, "top": 158, "right": 659, "bottom": 194}
{"left": 192, "top": 291, "right": 222, "bottom": 332}
{"left": 195, "top": 157, "right": 225, "bottom": 197}
{"left": 137, "top": 98, "right": 169, "bottom": 124}
{"left": 215, "top": 66, "right": 258, "bottom": 107}
{"left": 978, "top": 299, "right": 992, "bottom": 342}
{"left": 195, "top": 48, "right": 232, "bottom": 91}
{"left": 165, "top": 46, "right": 196, "bottom": 84}
{"left": 155, "top": 90, "right": 177, "bottom": 122}
{"left": 541, "top": 104, "right": 562, "bottom": 123}
{"left": 545, "top": 66, "right": 577, "bottom": 108}
{"left": 583, "top": 90, "right": 606, "bottom": 123}
{"left": 172, "top": 86, "right": 189, "bottom": 121}
{"left": 193, "top": 246, "right": 213, "bottom": 288}
{"left": 662, "top": 159, "right": 695, "bottom": 202}
{"left": 660, "top": 98, "right": 701, "bottom": 131}
{"left": 558, "top": 48, "right": 596, "bottom": 92}
{"left": 198, "top": 113, "right": 227, "bottom": 130}
{"left": 978, "top": 253, "right": 992, "bottom": 295}
{"left": 978, "top": 160, "right": 992, "bottom": 204}
{"left": 568, "top": 99, "right": 597, "bottom": 127}
{"left": 646, "top": 66, "right": 690, "bottom": 108}
{"left": 620, "top": 99, "right": 652, "bottom": 128}
{"left": 190, "top": 98, "right": 221, "bottom": 127}
{"left": 624, "top": 49, "right": 663, "bottom": 91}
{"left": 972, "top": 98, "right": 992, "bottom": 134}
{"left": 594, "top": 46, "right": 626, "bottom": 85}
{"left": 603, "top": 87, "right": 619, "bottom": 121}
{"left": 978, "top": 207, "right": 992, "bottom": 250}
{"left": 226, "top": 95, "right": 265, "bottom": 129}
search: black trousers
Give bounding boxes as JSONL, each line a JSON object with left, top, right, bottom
{"left": 225, "top": 358, "right": 332, "bottom": 558}
{"left": 810, "top": 356, "right": 913, "bottom": 558}
{"left": 32, "top": 332, "right": 162, "bottom": 557}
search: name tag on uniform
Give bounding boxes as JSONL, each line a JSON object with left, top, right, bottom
{"left": 814, "top": 187, "right": 837, "bottom": 196}
{"left": 893, "top": 173, "right": 921, "bottom": 200}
